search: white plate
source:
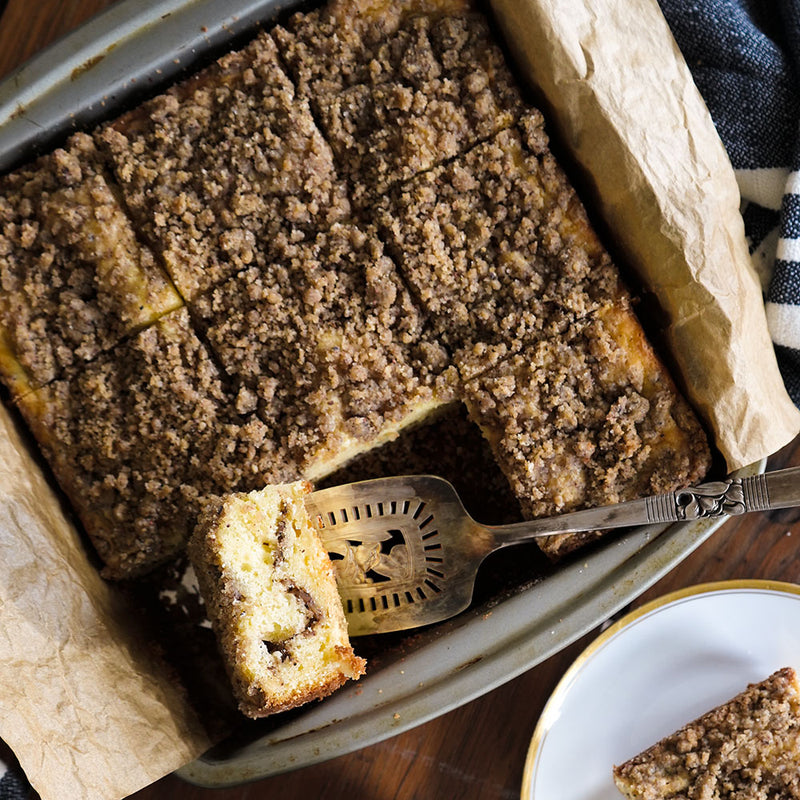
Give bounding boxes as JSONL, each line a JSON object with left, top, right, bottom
{"left": 521, "top": 580, "right": 800, "bottom": 800}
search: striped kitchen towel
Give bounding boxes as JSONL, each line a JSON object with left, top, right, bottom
{"left": 658, "top": 0, "right": 800, "bottom": 405}
{"left": 0, "top": 744, "right": 30, "bottom": 800}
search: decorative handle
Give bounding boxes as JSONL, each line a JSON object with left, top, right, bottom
{"left": 648, "top": 476, "right": 758, "bottom": 522}
{"left": 490, "top": 466, "right": 800, "bottom": 545}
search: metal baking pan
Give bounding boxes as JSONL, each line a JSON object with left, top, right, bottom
{"left": 0, "top": 0, "right": 760, "bottom": 788}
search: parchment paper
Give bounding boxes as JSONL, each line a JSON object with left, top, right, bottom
{"left": 1, "top": 0, "right": 799, "bottom": 798}
{"left": 0, "top": 402, "right": 213, "bottom": 799}
{"left": 492, "top": 0, "right": 800, "bottom": 470}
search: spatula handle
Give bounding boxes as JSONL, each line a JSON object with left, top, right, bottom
{"left": 490, "top": 466, "right": 799, "bottom": 544}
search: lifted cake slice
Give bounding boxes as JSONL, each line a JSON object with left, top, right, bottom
{"left": 188, "top": 481, "right": 366, "bottom": 718}
{"left": 613, "top": 667, "right": 800, "bottom": 799}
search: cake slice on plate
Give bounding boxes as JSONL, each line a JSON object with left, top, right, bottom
{"left": 188, "top": 481, "right": 366, "bottom": 718}
{"left": 613, "top": 667, "right": 800, "bottom": 799}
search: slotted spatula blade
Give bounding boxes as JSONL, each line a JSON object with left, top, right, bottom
{"left": 305, "top": 476, "right": 492, "bottom": 637}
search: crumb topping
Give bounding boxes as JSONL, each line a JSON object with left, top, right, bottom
{"left": 379, "top": 116, "right": 624, "bottom": 380}
{"left": 614, "top": 668, "right": 800, "bottom": 800}
{"left": 15, "top": 308, "right": 293, "bottom": 578}
{"left": 0, "top": 132, "right": 180, "bottom": 396}
{"left": 98, "top": 31, "right": 350, "bottom": 300}
{"left": 278, "top": 6, "right": 523, "bottom": 202}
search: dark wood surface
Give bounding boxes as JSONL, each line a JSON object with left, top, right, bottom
{"left": 4, "top": 2, "right": 800, "bottom": 798}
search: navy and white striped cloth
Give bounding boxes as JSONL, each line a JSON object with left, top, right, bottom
{"left": 0, "top": 745, "right": 29, "bottom": 800}
{"left": 659, "top": 0, "right": 800, "bottom": 405}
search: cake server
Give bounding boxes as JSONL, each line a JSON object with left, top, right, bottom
{"left": 306, "top": 467, "right": 800, "bottom": 635}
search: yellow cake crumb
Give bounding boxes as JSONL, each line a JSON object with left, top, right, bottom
{"left": 188, "top": 481, "right": 366, "bottom": 717}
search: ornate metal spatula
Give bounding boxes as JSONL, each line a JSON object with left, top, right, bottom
{"left": 306, "top": 467, "right": 799, "bottom": 636}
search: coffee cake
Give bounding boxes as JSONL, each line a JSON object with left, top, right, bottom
{"left": 276, "top": 0, "right": 523, "bottom": 204}
{"left": 0, "top": 0, "right": 712, "bottom": 582}
{"left": 462, "top": 303, "right": 711, "bottom": 559}
{"left": 98, "top": 30, "right": 349, "bottom": 300}
{"left": 15, "top": 308, "right": 291, "bottom": 578}
{"left": 379, "top": 113, "right": 626, "bottom": 381}
{"left": 613, "top": 667, "right": 800, "bottom": 799}
{"left": 0, "top": 132, "right": 180, "bottom": 398}
{"left": 189, "top": 481, "right": 365, "bottom": 718}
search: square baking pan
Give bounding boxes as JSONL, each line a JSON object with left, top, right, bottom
{"left": 0, "top": 0, "right": 759, "bottom": 787}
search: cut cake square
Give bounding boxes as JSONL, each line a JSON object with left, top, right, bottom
{"left": 192, "top": 223, "right": 457, "bottom": 481}
{"left": 274, "top": 0, "right": 475, "bottom": 98}
{"left": 15, "top": 307, "right": 293, "bottom": 579}
{"left": 97, "top": 30, "right": 349, "bottom": 300}
{"left": 613, "top": 667, "right": 800, "bottom": 799}
{"left": 188, "top": 480, "right": 365, "bottom": 718}
{"left": 379, "top": 114, "right": 626, "bottom": 382}
{"left": 0, "top": 0, "right": 713, "bottom": 588}
{"left": 462, "top": 303, "right": 712, "bottom": 559}
{"left": 275, "top": 1, "right": 523, "bottom": 203}
{"left": 0, "top": 132, "right": 181, "bottom": 397}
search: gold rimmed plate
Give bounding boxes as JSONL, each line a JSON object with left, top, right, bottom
{"left": 521, "top": 579, "right": 800, "bottom": 800}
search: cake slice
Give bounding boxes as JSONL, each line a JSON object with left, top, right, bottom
{"left": 462, "top": 303, "right": 711, "bottom": 559}
{"left": 379, "top": 113, "right": 626, "bottom": 382}
{"left": 188, "top": 481, "right": 366, "bottom": 718}
{"left": 97, "top": 30, "right": 349, "bottom": 300}
{"left": 274, "top": 0, "right": 475, "bottom": 98}
{"left": 0, "top": 132, "right": 181, "bottom": 397}
{"left": 613, "top": 667, "right": 800, "bottom": 799}
{"left": 192, "top": 222, "right": 457, "bottom": 481}
{"left": 14, "top": 307, "right": 294, "bottom": 579}
{"left": 275, "top": 1, "right": 523, "bottom": 203}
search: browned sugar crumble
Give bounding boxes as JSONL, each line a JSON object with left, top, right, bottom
{"left": 0, "top": 132, "right": 180, "bottom": 397}
{"left": 613, "top": 667, "right": 800, "bottom": 800}
{"left": 276, "top": 0, "right": 523, "bottom": 203}
{"left": 98, "top": 30, "right": 350, "bottom": 301}
{"left": 378, "top": 114, "right": 627, "bottom": 383}
{"left": 15, "top": 308, "right": 293, "bottom": 579}
{"left": 462, "top": 304, "right": 711, "bottom": 559}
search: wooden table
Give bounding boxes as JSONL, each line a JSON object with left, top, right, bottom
{"left": 3, "top": 1, "right": 800, "bottom": 798}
